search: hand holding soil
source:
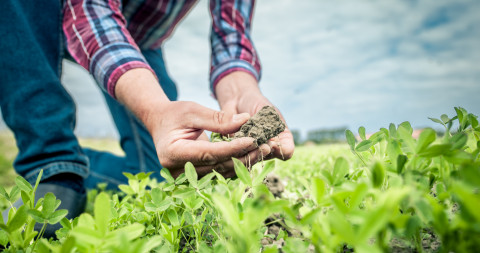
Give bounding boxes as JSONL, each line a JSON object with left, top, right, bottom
{"left": 233, "top": 106, "right": 286, "bottom": 146}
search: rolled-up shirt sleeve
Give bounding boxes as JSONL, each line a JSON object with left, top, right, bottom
{"left": 63, "top": 0, "right": 155, "bottom": 98}
{"left": 209, "top": 0, "right": 261, "bottom": 96}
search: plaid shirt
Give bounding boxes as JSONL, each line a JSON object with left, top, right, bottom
{"left": 63, "top": 0, "right": 261, "bottom": 98}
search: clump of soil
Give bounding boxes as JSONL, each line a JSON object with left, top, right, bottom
{"left": 264, "top": 173, "right": 285, "bottom": 198}
{"left": 234, "top": 106, "right": 285, "bottom": 146}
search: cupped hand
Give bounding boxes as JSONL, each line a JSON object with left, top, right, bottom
{"left": 147, "top": 101, "right": 271, "bottom": 178}
{"left": 115, "top": 68, "right": 271, "bottom": 178}
{"left": 215, "top": 72, "right": 295, "bottom": 161}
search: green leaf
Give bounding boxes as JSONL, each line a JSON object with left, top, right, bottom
{"left": 355, "top": 140, "right": 372, "bottom": 152}
{"left": 0, "top": 186, "right": 8, "bottom": 199}
{"left": 183, "top": 211, "right": 195, "bottom": 225}
{"left": 232, "top": 158, "right": 252, "bottom": 187}
{"left": 311, "top": 177, "right": 325, "bottom": 205}
{"left": 444, "top": 150, "right": 472, "bottom": 164}
{"left": 9, "top": 205, "right": 28, "bottom": 231}
{"left": 397, "top": 155, "right": 407, "bottom": 174}
{"left": 135, "top": 172, "right": 153, "bottom": 180}
{"left": 345, "top": 130, "right": 356, "bottom": 150}
{"left": 118, "top": 184, "right": 135, "bottom": 195}
{"left": 468, "top": 113, "right": 479, "bottom": 128}
{"left": 47, "top": 209, "right": 68, "bottom": 224}
{"left": 197, "top": 172, "right": 215, "bottom": 189}
{"left": 333, "top": 157, "right": 349, "bottom": 184}
{"left": 172, "top": 188, "right": 195, "bottom": 199}
{"left": 253, "top": 160, "right": 275, "bottom": 186}
{"left": 15, "top": 176, "right": 33, "bottom": 193}
{"left": 154, "top": 198, "right": 174, "bottom": 212}
{"left": 415, "top": 128, "right": 436, "bottom": 153}
{"left": 167, "top": 209, "right": 180, "bottom": 227}
{"left": 184, "top": 162, "right": 198, "bottom": 188}
{"left": 399, "top": 121, "right": 413, "bottom": 135}
{"left": 71, "top": 226, "right": 103, "bottom": 246}
{"left": 60, "top": 217, "right": 72, "bottom": 229}
{"left": 175, "top": 173, "right": 187, "bottom": 185}
{"left": 160, "top": 168, "right": 175, "bottom": 183}
{"left": 371, "top": 162, "right": 386, "bottom": 188}
{"left": 60, "top": 236, "right": 76, "bottom": 253}
{"left": 450, "top": 132, "right": 467, "bottom": 150}
{"left": 42, "top": 193, "right": 57, "bottom": 216}
{"left": 0, "top": 230, "right": 8, "bottom": 247}
{"left": 151, "top": 188, "right": 164, "bottom": 206}
{"left": 21, "top": 191, "right": 31, "bottom": 208}
{"left": 122, "top": 172, "right": 136, "bottom": 180}
{"left": 140, "top": 235, "right": 162, "bottom": 253}
{"left": 358, "top": 126, "right": 366, "bottom": 140}
{"left": 30, "top": 169, "right": 43, "bottom": 200}
{"left": 455, "top": 107, "right": 467, "bottom": 129}
{"left": 368, "top": 131, "right": 385, "bottom": 144}
{"left": 452, "top": 182, "right": 480, "bottom": 222}
{"left": 389, "top": 123, "right": 397, "bottom": 138}
{"left": 440, "top": 114, "right": 450, "bottom": 124}
{"left": 213, "top": 170, "right": 226, "bottom": 183}
{"left": 356, "top": 206, "right": 390, "bottom": 243}
{"left": 94, "top": 192, "right": 111, "bottom": 236}
{"left": 8, "top": 186, "right": 21, "bottom": 203}
{"left": 192, "top": 199, "right": 204, "bottom": 210}
{"left": 114, "top": 223, "right": 145, "bottom": 241}
{"left": 418, "top": 144, "right": 452, "bottom": 157}
{"left": 397, "top": 124, "right": 416, "bottom": 153}
{"left": 28, "top": 209, "right": 46, "bottom": 224}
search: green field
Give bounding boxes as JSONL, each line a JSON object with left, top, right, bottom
{"left": 1, "top": 107, "right": 480, "bottom": 252}
{"left": 0, "top": 131, "right": 123, "bottom": 188}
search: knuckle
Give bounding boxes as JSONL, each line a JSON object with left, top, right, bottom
{"left": 200, "top": 152, "right": 216, "bottom": 165}
{"left": 212, "top": 163, "right": 226, "bottom": 173}
{"left": 213, "top": 110, "right": 226, "bottom": 126}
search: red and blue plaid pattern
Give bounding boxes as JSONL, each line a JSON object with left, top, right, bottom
{"left": 63, "top": 0, "right": 261, "bottom": 98}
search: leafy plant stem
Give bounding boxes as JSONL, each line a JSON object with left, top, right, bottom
{"left": 31, "top": 222, "right": 47, "bottom": 251}
{"left": 354, "top": 151, "right": 367, "bottom": 166}
{"left": 415, "top": 229, "right": 423, "bottom": 253}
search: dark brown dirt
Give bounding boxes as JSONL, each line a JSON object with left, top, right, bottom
{"left": 264, "top": 173, "right": 285, "bottom": 198}
{"left": 234, "top": 106, "right": 285, "bottom": 146}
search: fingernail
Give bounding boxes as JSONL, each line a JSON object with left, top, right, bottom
{"left": 233, "top": 113, "right": 249, "bottom": 123}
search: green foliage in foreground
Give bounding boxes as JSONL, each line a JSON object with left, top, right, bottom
{"left": 0, "top": 107, "right": 479, "bottom": 252}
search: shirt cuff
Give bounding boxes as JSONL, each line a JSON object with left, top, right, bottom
{"left": 90, "top": 42, "right": 156, "bottom": 98}
{"left": 210, "top": 59, "right": 261, "bottom": 97}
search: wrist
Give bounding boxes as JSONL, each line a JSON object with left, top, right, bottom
{"left": 115, "top": 68, "right": 171, "bottom": 132}
{"left": 215, "top": 71, "right": 261, "bottom": 109}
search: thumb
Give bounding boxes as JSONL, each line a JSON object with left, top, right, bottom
{"left": 189, "top": 105, "right": 250, "bottom": 134}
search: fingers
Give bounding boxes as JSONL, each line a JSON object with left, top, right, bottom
{"left": 192, "top": 143, "right": 271, "bottom": 178}
{"left": 183, "top": 103, "right": 250, "bottom": 134}
{"left": 160, "top": 137, "right": 258, "bottom": 169}
{"left": 267, "top": 130, "right": 295, "bottom": 161}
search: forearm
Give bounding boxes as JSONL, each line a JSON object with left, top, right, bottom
{"left": 115, "top": 68, "right": 170, "bottom": 134}
{"left": 63, "top": 0, "right": 154, "bottom": 98}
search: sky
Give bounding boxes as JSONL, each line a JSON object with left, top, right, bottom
{"left": 1, "top": 0, "right": 479, "bottom": 139}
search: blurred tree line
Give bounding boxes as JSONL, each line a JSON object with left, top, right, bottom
{"left": 290, "top": 127, "right": 347, "bottom": 145}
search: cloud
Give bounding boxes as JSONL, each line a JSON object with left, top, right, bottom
{"left": 4, "top": 0, "right": 478, "bottom": 139}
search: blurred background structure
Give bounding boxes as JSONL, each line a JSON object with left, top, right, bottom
{"left": 1, "top": 0, "right": 479, "bottom": 144}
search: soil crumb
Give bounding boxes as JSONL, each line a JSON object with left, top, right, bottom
{"left": 234, "top": 106, "right": 285, "bottom": 145}
{"left": 264, "top": 173, "right": 285, "bottom": 198}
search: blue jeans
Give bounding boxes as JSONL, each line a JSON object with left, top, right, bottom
{"left": 0, "top": 0, "right": 176, "bottom": 189}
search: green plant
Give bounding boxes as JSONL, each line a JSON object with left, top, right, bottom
{"left": 0, "top": 107, "right": 479, "bottom": 252}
